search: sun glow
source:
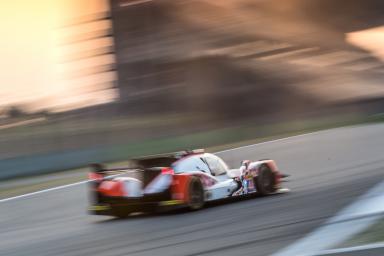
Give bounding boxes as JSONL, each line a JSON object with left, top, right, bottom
{"left": 347, "top": 26, "right": 384, "bottom": 62}
{"left": 0, "top": 0, "right": 113, "bottom": 112}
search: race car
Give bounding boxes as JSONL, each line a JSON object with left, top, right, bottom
{"left": 88, "top": 149, "right": 289, "bottom": 217}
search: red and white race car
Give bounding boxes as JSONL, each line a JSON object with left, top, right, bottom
{"left": 88, "top": 149, "right": 289, "bottom": 217}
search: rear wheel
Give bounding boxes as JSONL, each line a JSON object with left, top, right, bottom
{"left": 187, "top": 177, "right": 204, "bottom": 210}
{"left": 255, "top": 164, "right": 276, "bottom": 196}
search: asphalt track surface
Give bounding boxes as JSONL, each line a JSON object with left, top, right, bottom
{"left": 1, "top": 124, "right": 384, "bottom": 256}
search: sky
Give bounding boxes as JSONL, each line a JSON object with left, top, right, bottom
{"left": 0, "top": 0, "right": 58, "bottom": 109}
{"left": 0, "top": 0, "right": 114, "bottom": 112}
{"left": 347, "top": 26, "right": 384, "bottom": 62}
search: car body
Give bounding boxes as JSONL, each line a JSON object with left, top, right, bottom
{"left": 88, "top": 149, "right": 289, "bottom": 217}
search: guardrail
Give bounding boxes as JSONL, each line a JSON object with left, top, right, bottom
{"left": 0, "top": 147, "right": 119, "bottom": 180}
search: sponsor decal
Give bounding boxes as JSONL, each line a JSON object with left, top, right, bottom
{"left": 89, "top": 205, "right": 110, "bottom": 211}
{"left": 158, "top": 200, "right": 183, "bottom": 206}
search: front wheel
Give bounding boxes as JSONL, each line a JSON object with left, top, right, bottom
{"left": 255, "top": 164, "right": 276, "bottom": 196}
{"left": 187, "top": 177, "right": 205, "bottom": 210}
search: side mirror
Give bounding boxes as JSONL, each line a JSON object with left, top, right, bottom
{"left": 240, "top": 160, "right": 250, "bottom": 168}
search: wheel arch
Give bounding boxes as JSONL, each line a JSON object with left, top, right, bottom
{"left": 255, "top": 160, "right": 282, "bottom": 189}
{"left": 170, "top": 173, "right": 204, "bottom": 204}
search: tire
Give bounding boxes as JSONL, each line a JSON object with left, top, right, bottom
{"left": 255, "top": 164, "right": 276, "bottom": 196}
{"left": 187, "top": 176, "right": 205, "bottom": 210}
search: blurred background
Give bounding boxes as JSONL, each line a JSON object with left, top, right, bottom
{"left": 2, "top": 0, "right": 384, "bottom": 179}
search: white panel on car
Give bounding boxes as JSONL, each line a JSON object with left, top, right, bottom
{"left": 144, "top": 174, "right": 172, "bottom": 194}
{"left": 114, "top": 177, "right": 143, "bottom": 197}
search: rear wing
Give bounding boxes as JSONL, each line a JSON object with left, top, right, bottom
{"left": 88, "top": 163, "right": 134, "bottom": 180}
{"left": 89, "top": 149, "right": 205, "bottom": 180}
{"left": 88, "top": 163, "right": 169, "bottom": 180}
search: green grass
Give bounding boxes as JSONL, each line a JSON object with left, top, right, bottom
{"left": 103, "top": 112, "right": 375, "bottom": 160}
{"left": 338, "top": 218, "right": 384, "bottom": 248}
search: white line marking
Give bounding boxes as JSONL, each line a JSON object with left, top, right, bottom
{"left": 272, "top": 179, "right": 384, "bottom": 256}
{"left": 0, "top": 128, "right": 337, "bottom": 203}
{"left": 0, "top": 180, "right": 88, "bottom": 203}
{"left": 216, "top": 129, "right": 325, "bottom": 154}
{"left": 313, "top": 242, "right": 384, "bottom": 255}
{"left": 0, "top": 172, "right": 138, "bottom": 203}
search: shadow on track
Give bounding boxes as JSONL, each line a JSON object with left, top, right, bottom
{"left": 93, "top": 192, "right": 288, "bottom": 224}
